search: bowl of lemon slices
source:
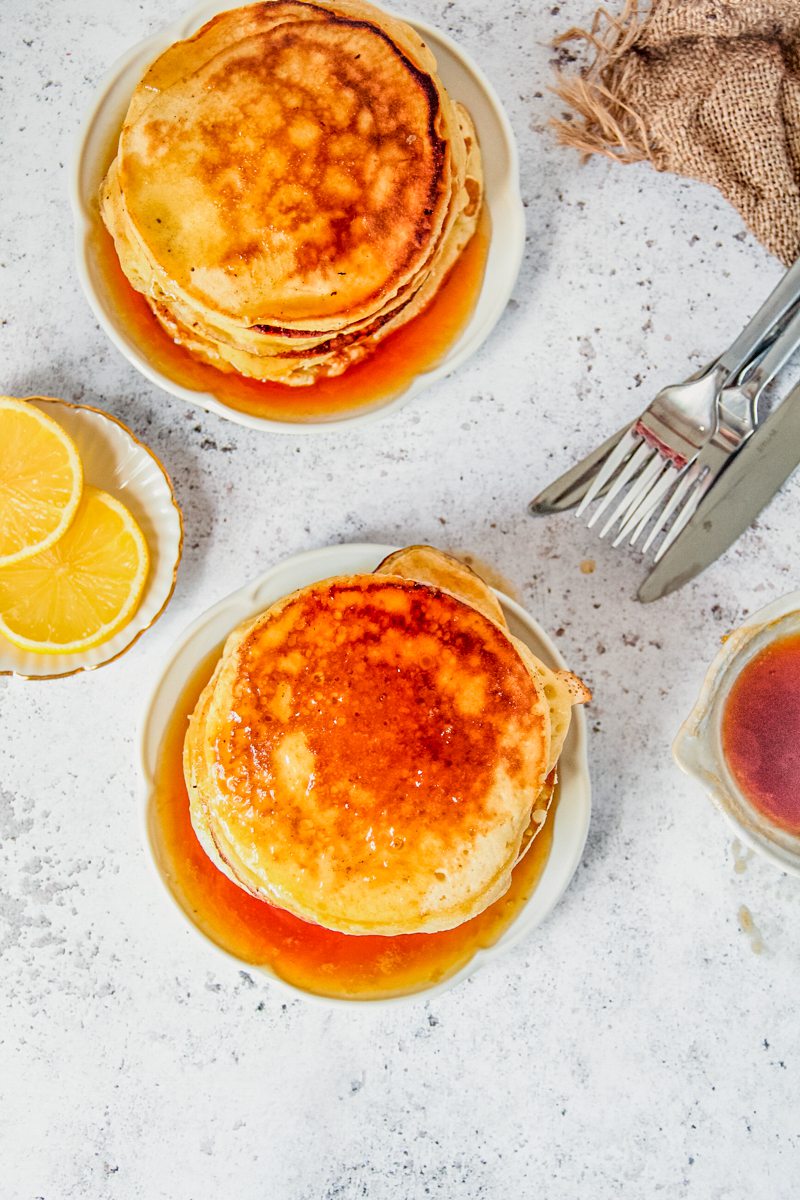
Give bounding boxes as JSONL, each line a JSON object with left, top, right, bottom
{"left": 0, "top": 396, "right": 182, "bottom": 679}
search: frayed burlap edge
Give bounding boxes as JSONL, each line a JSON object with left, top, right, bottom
{"left": 550, "top": 1, "right": 658, "bottom": 165}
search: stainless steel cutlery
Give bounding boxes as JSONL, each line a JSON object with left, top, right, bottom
{"left": 529, "top": 256, "right": 800, "bottom": 595}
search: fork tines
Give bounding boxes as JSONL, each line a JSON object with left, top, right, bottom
{"left": 575, "top": 429, "right": 710, "bottom": 559}
{"left": 575, "top": 426, "right": 674, "bottom": 539}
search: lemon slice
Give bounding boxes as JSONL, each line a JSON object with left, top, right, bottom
{"left": 0, "top": 487, "right": 149, "bottom": 655}
{"left": 0, "top": 396, "right": 84, "bottom": 566}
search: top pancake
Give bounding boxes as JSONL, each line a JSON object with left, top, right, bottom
{"left": 185, "top": 574, "right": 553, "bottom": 935}
{"left": 115, "top": 0, "right": 454, "bottom": 327}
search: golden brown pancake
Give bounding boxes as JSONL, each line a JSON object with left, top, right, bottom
{"left": 185, "top": 550, "right": 590, "bottom": 936}
{"left": 118, "top": 8, "right": 448, "bottom": 324}
{"left": 185, "top": 574, "right": 553, "bottom": 935}
{"left": 100, "top": 1, "right": 484, "bottom": 385}
{"left": 102, "top": 100, "right": 481, "bottom": 382}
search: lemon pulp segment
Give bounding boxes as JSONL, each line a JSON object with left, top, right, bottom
{"left": 0, "top": 486, "right": 149, "bottom": 654}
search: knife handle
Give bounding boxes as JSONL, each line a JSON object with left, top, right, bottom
{"left": 740, "top": 302, "right": 800, "bottom": 409}
{"left": 717, "top": 253, "right": 800, "bottom": 382}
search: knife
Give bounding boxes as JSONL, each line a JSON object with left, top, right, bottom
{"left": 638, "top": 379, "right": 800, "bottom": 602}
{"left": 528, "top": 425, "right": 628, "bottom": 514}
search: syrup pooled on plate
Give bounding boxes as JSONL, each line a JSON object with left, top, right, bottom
{"left": 722, "top": 630, "right": 800, "bottom": 835}
{"left": 150, "top": 646, "right": 559, "bottom": 1001}
{"left": 93, "top": 206, "right": 489, "bottom": 425}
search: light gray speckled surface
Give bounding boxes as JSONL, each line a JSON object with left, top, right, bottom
{"left": 1, "top": 1, "right": 799, "bottom": 1197}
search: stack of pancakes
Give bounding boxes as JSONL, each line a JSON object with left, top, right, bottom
{"left": 184, "top": 547, "right": 589, "bottom": 936}
{"left": 100, "top": 0, "right": 483, "bottom": 386}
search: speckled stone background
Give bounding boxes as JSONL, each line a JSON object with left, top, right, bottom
{"left": 2, "top": 1, "right": 799, "bottom": 1196}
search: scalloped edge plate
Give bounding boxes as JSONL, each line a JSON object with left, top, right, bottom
{"left": 0, "top": 398, "right": 183, "bottom": 680}
{"left": 71, "top": 3, "right": 525, "bottom": 432}
{"left": 139, "top": 543, "right": 591, "bottom": 1005}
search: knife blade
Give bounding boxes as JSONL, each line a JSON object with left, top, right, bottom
{"left": 528, "top": 424, "right": 628, "bottom": 514}
{"left": 638, "top": 379, "right": 800, "bottom": 602}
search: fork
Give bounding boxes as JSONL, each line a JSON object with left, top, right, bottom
{"left": 563, "top": 256, "right": 800, "bottom": 533}
{"left": 618, "top": 299, "right": 800, "bottom": 560}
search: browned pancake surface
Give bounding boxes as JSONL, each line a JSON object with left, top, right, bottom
{"left": 192, "top": 576, "right": 550, "bottom": 933}
{"left": 118, "top": 3, "right": 449, "bottom": 324}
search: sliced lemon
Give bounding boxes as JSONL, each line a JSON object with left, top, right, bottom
{"left": 0, "top": 396, "right": 84, "bottom": 566}
{"left": 0, "top": 486, "right": 150, "bottom": 655}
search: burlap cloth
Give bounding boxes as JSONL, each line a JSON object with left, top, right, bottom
{"left": 551, "top": 0, "right": 800, "bottom": 264}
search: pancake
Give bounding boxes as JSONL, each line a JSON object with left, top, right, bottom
{"left": 185, "top": 549, "right": 590, "bottom": 936}
{"left": 185, "top": 573, "right": 553, "bottom": 935}
{"left": 100, "top": 1, "right": 484, "bottom": 385}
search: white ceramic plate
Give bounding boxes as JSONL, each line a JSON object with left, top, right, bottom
{"left": 0, "top": 398, "right": 183, "bottom": 680}
{"left": 71, "top": 3, "right": 525, "bottom": 433}
{"left": 139, "top": 543, "right": 591, "bottom": 1006}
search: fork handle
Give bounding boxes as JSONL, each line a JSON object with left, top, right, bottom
{"left": 716, "top": 254, "right": 800, "bottom": 381}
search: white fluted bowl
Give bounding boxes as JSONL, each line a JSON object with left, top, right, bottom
{"left": 0, "top": 398, "right": 183, "bottom": 680}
